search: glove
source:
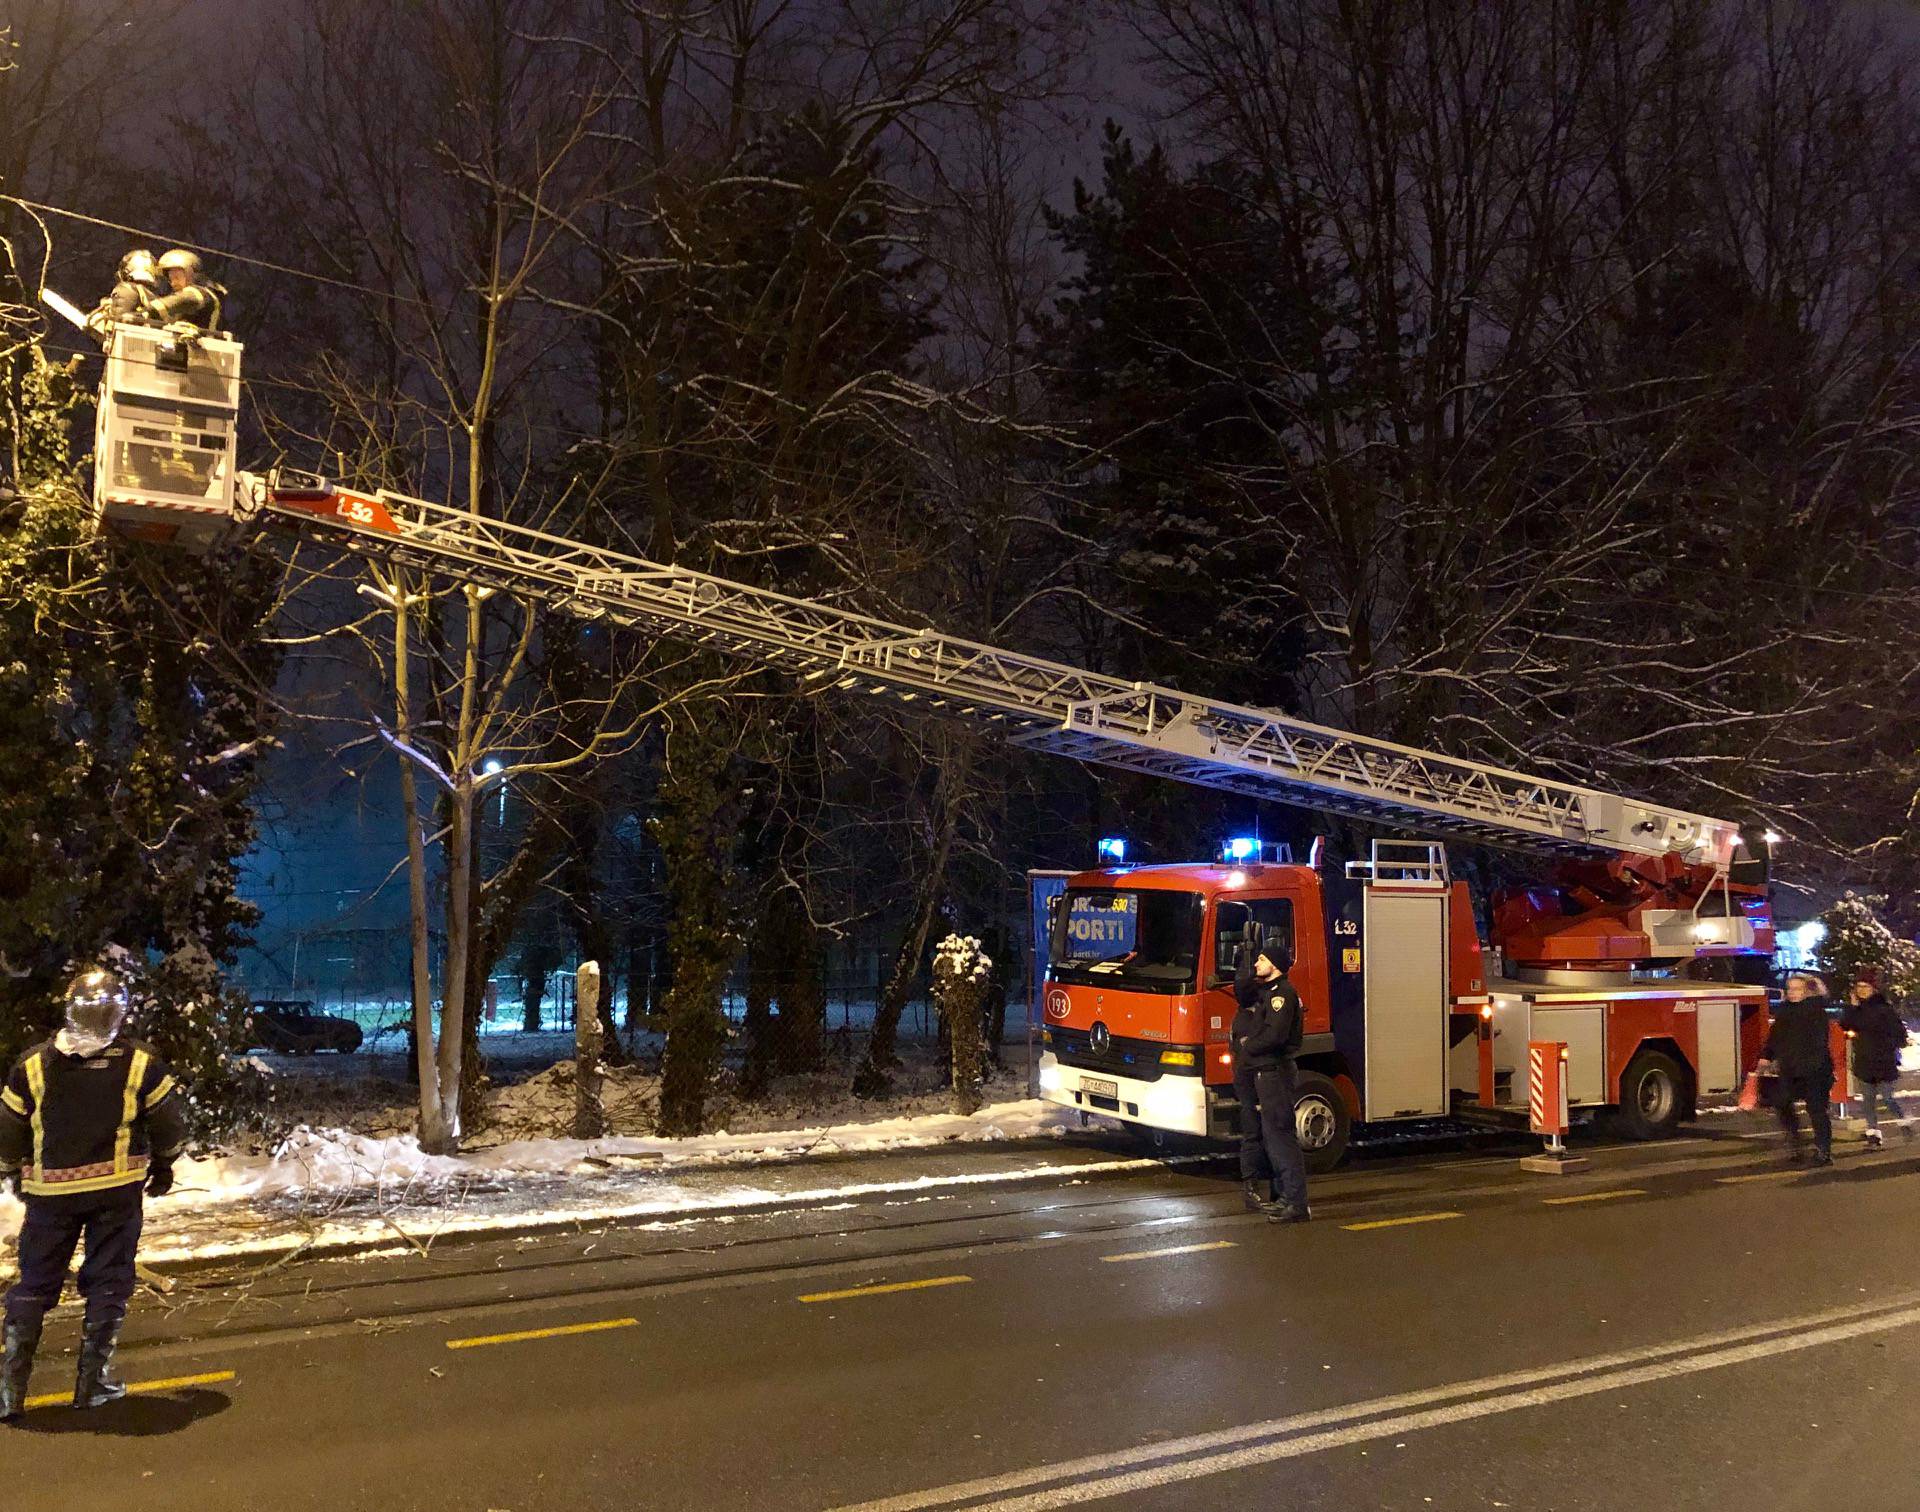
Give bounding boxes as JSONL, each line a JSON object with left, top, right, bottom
{"left": 146, "top": 1160, "right": 175, "bottom": 1198}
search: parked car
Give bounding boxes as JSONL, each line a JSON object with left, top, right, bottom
{"left": 247, "top": 1000, "right": 363, "bottom": 1055}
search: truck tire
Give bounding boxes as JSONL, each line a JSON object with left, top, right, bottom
{"left": 1615, "top": 1050, "right": 1688, "bottom": 1140}
{"left": 1293, "top": 1070, "right": 1351, "bottom": 1173}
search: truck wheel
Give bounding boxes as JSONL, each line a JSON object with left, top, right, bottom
{"left": 1293, "top": 1071, "right": 1351, "bottom": 1173}
{"left": 1616, "top": 1051, "right": 1687, "bottom": 1140}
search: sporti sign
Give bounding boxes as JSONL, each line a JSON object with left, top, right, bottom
{"left": 1062, "top": 893, "right": 1138, "bottom": 956}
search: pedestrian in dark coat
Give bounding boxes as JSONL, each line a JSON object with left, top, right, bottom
{"left": 1761, "top": 972, "right": 1835, "bottom": 1165}
{"left": 1839, "top": 970, "right": 1911, "bottom": 1147}
{"left": 1232, "top": 940, "right": 1310, "bottom": 1223}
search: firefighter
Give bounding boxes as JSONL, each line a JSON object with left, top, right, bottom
{"left": 86, "top": 248, "right": 162, "bottom": 344}
{"left": 1232, "top": 933, "right": 1311, "bottom": 1224}
{"left": 148, "top": 248, "right": 224, "bottom": 333}
{"left": 0, "top": 966, "right": 188, "bottom": 1421}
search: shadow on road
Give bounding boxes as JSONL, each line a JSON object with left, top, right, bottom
{"left": 12, "top": 1387, "right": 231, "bottom": 1437}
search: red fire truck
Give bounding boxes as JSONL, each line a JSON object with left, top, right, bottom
{"left": 1037, "top": 839, "right": 1776, "bottom": 1169}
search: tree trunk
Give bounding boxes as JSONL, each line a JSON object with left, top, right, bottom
{"left": 520, "top": 962, "right": 548, "bottom": 1032}
{"left": 854, "top": 793, "right": 960, "bottom": 1099}
{"left": 780, "top": 889, "right": 827, "bottom": 1075}
{"left": 949, "top": 991, "right": 985, "bottom": 1116}
{"left": 574, "top": 960, "right": 605, "bottom": 1139}
{"left": 654, "top": 723, "right": 737, "bottom": 1136}
{"left": 436, "top": 779, "right": 474, "bottom": 1144}
{"left": 394, "top": 586, "right": 452, "bottom": 1153}
{"left": 741, "top": 919, "right": 775, "bottom": 1101}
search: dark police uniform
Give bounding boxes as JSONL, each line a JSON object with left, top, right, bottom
{"left": 1, "top": 1036, "right": 186, "bottom": 1415}
{"left": 1232, "top": 957, "right": 1310, "bottom": 1218}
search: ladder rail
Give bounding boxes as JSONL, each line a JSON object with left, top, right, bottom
{"left": 251, "top": 480, "right": 1741, "bottom": 864}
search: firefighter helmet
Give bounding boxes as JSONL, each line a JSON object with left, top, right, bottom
{"left": 118, "top": 248, "right": 157, "bottom": 284}
{"left": 62, "top": 965, "right": 131, "bottom": 1053}
{"left": 156, "top": 248, "right": 203, "bottom": 281}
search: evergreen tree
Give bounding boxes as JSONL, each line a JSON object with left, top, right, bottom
{"left": 0, "top": 322, "right": 277, "bottom": 1127}
{"left": 1813, "top": 894, "right": 1920, "bottom": 1004}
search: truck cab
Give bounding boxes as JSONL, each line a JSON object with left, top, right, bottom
{"left": 1036, "top": 852, "right": 1484, "bottom": 1169}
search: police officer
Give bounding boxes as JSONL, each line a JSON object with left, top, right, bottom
{"left": 0, "top": 966, "right": 187, "bottom": 1421}
{"left": 1232, "top": 933, "right": 1310, "bottom": 1224}
{"left": 148, "top": 248, "right": 223, "bottom": 332}
{"left": 87, "top": 248, "right": 162, "bottom": 343}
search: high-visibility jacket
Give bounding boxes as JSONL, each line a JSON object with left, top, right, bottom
{"left": 0, "top": 1039, "right": 188, "bottom": 1198}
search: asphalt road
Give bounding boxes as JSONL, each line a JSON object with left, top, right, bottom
{"left": 7, "top": 1119, "right": 1920, "bottom": 1512}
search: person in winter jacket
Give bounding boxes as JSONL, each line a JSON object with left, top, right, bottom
{"left": 1839, "top": 970, "right": 1911, "bottom": 1147}
{"left": 1232, "top": 936, "right": 1310, "bottom": 1223}
{"left": 0, "top": 966, "right": 188, "bottom": 1422}
{"left": 148, "top": 249, "right": 224, "bottom": 333}
{"left": 1760, "top": 972, "right": 1835, "bottom": 1166}
{"left": 86, "top": 248, "right": 161, "bottom": 343}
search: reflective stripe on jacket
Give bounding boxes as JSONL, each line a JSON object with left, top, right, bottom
{"left": 0, "top": 1039, "right": 187, "bottom": 1197}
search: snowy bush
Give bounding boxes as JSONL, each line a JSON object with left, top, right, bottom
{"left": 1812, "top": 893, "right": 1920, "bottom": 1003}
{"left": 931, "top": 934, "right": 993, "bottom": 1115}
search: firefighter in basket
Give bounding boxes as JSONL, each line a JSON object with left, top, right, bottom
{"left": 0, "top": 966, "right": 188, "bottom": 1422}
{"left": 147, "top": 248, "right": 224, "bottom": 334}
{"left": 85, "top": 248, "right": 163, "bottom": 345}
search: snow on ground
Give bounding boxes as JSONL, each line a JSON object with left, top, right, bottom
{"left": 182, "top": 1096, "right": 1077, "bottom": 1205}
{"left": 0, "top": 1097, "right": 1102, "bottom": 1269}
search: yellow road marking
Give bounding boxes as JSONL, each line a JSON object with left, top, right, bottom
{"left": 23, "top": 1369, "right": 234, "bottom": 1410}
{"left": 446, "top": 1317, "right": 638, "bottom": 1350}
{"left": 1342, "top": 1212, "right": 1463, "bottom": 1233}
{"left": 1543, "top": 1189, "right": 1647, "bottom": 1206}
{"left": 799, "top": 1275, "right": 972, "bottom": 1304}
{"left": 1101, "top": 1241, "right": 1237, "bottom": 1264}
{"left": 1718, "top": 1169, "right": 1807, "bottom": 1185}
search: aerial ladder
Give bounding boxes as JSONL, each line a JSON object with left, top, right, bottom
{"left": 68, "top": 303, "right": 1768, "bottom": 964}
{"left": 66, "top": 306, "right": 1777, "bottom": 950}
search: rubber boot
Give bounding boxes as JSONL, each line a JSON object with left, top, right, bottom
{"left": 73, "top": 1314, "right": 128, "bottom": 1410}
{"left": 0, "top": 1315, "right": 42, "bottom": 1422}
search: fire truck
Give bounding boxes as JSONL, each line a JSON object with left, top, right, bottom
{"left": 68, "top": 312, "right": 1786, "bottom": 1171}
{"left": 1037, "top": 836, "right": 1775, "bottom": 1170}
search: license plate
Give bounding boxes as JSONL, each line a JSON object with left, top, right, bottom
{"left": 1081, "top": 1077, "right": 1118, "bottom": 1100}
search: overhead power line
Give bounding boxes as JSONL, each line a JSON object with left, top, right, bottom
{"left": 0, "top": 192, "right": 429, "bottom": 308}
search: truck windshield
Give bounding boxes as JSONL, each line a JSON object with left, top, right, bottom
{"left": 1048, "top": 889, "right": 1202, "bottom": 994}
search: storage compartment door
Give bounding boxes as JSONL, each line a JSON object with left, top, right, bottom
{"left": 1361, "top": 890, "right": 1448, "bottom": 1118}
{"left": 1694, "top": 998, "right": 1740, "bottom": 1096}
{"left": 1531, "top": 1006, "right": 1606, "bottom": 1105}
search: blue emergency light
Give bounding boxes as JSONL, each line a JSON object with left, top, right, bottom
{"left": 1097, "top": 836, "right": 1127, "bottom": 863}
{"left": 1223, "top": 836, "right": 1259, "bottom": 862}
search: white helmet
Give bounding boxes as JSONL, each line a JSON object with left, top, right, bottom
{"left": 157, "top": 248, "right": 203, "bottom": 281}
{"left": 62, "top": 965, "right": 131, "bottom": 1055}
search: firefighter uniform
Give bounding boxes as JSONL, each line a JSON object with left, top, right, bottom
{"left": 150, "top": 248, "right": 224, "bottom": 332}
{"left": 0, "top": 1032, "right": 187, "bottom": 1418}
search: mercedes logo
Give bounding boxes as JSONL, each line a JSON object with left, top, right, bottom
{"left": 1088, "top": 1021, "right": 1111, "bottom": 1055}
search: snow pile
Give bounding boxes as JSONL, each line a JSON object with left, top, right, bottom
{"left": 0, "top": 1096, "right": 1079, "bottom": 1252}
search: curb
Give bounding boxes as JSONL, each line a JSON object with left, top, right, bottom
{"left": 116, "top": 1143, "right": 1218, "bottom": 1279}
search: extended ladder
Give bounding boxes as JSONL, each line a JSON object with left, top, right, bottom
{"left": 239, "top": 474, "right": 1740, "bottom": 865}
